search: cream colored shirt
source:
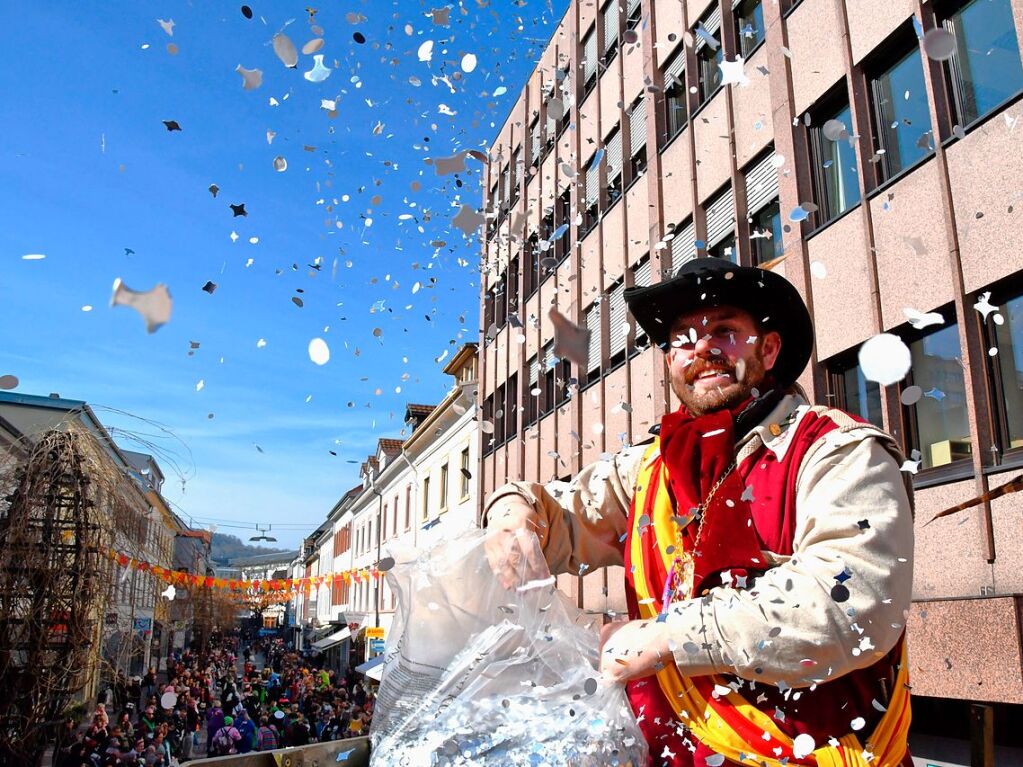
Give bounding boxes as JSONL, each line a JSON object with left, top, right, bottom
{"left": 484, "top": 393, "right": 915, "bottom": 688}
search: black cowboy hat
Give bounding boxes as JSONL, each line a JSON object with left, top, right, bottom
{"left": 623, "top": 256, "right": 814, "bottom": 387}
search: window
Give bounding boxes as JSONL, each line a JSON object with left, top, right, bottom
{"left": 870, "top": 46, "right": 934, "bottom": 183}
{"left": 404, "top": 486, "right": 411, "bottom": 530}
{"left": 510, "top": 148, "right": 522, "bottom": 207}
{"left": 483, "top": 288, "right": 495, "bottom": 334}
{"left": 735, "top": 0, "right": 766, "bottom": 58}
{"left": 439, "top": 464, "right": 449, "bottom": 512}
{"left": 525, "top": 355, "right": 540, "bottom": 426}
{"left": 493, "top": 278, "right": 507, "bottom": 328}
{"left": 606, "top": 127, "right": 624, "bottom": 204}
{"left": 507, "top": 255, "right": 520, "bottom": 318}
{"left": 704, "top": 185, "right": 737, "bottom": 262}
{"left": 382, "top": 504, "right": 388, "bottom": 541}
{"left": 555, "top": 187, "right": 572, "bottom": 262}
{"left": 662, "top": 52, "right": 688, "bottom": 144}
{"left": 628, "top": 96, "right": 648, "bottom": 180}
{"left": 902, "top": 317, "right": 972, "bottom": 471}
{"left": 671, "top": 217, "right": 697, "bottom": 270}
{"left": 543, "top": 82, "right": 558, "bottom": 156}
{"left": 583, "top": 27, "right": 599, "bottom": 97}
{"left": 608, "top": 280, "right": 628, "bottom": 368}
{"left": 582, "top": 153, "right": 601, "bottom": 236}
{"left": 810, "top": 97, "right": 861, "bottom": 225}
{"left": 460, "top": 447, "right": 471, "bottom": 498}
{"left": 482, "top": 394, "right": 494, "bottom": 455}
{"left": 422, "top": 476, "right": 431, "bottom": 520}
{"left": 392, "top": 495, "right": 399, "bottom": 535}
{"left": 631, "top": 256, "right": 653, "bottom": 352}
{"left": 541, "top": 343, "right": 557, "bottom": 416}
{"left": 524, "top": 234, "right": 540, "bottom": 298}
{"left": 626, "top": 0, "right": 642, "bottom": 31}
{"left": 828, "top": 357, "right": 883, "bottom": 429}
{"left": 494, "top": 382, "right": 506, "bottom": 446}
{"left": 585, "top": 300, "right": 602, "bottom": 384}
{"left": 695, "top": 7, "right": 724, "bottom": 108}
{"left": 505, "top": 373, "right": 519, "bottom": 441}
{"left": 940, "top": 0, "right": 1023, "bottom": 128}
{"left": 602, "top": 0, "right": 620, "bottom": 66}
{"left": 529, "top": 116, "right": 541, "bottom": 165}
{"left": 744, "top": 150, "right": 782, "bottom": 264}
{"left": 556, "top": 66, "right": 573, "bottom": 137}
{"left": 750, "top": 201, "right": 782, "bottom": 265}
{"left": 984, "top": 287, "right": 1023, "bottom": 458}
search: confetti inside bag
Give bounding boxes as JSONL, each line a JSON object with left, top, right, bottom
{"left": 371, "top": 528, "right": 647, "bottom": 766}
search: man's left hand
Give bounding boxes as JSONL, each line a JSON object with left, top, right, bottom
{"left": 599, "top": 618, "right": 673, "bottom": 684}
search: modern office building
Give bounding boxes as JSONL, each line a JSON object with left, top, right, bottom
{"left": 478, "top": 0, "right": 1023, "bottom": 761}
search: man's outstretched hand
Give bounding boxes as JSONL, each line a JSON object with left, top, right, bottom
{"left": 484, "top": 496, "right": 549, "bottom": 589}
{"left": 599, "top": 619, "right": 673, "bottom": 684}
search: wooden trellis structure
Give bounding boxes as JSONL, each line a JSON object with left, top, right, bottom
{"left": 0, "top": 430, "right": 110, "bottom": 766}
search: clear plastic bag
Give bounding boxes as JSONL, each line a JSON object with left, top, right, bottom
{"left": 370, "top": 528, "right": 648, "bottom": 766}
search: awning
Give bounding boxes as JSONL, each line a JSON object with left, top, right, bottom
{"left": 355, "top": 654, "right": 385, "bottom": 681}
{"left": 311, "top": 627, "right": 351, "bottom": 650}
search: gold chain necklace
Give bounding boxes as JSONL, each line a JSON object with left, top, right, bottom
{"left": 665, "top": 460, "right": 736, "bottom": 605}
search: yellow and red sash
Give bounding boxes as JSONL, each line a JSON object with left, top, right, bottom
{"left": 627, "top": 441, "right": 911, "bottom": 766}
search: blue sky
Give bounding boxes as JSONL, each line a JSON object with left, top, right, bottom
{"left": 0, "top": 0, "right": 568, "bottom": 548}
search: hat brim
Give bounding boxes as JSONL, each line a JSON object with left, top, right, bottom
{"left": 623, "top": 261, "right": 814, "bottom": 387}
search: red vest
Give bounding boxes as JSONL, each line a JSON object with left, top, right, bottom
{"left": 624, "top": 409, "right": 910, "bottom": 767}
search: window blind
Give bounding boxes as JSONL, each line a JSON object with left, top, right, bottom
{"left": 585, "top": 157, "right": 600, "bottom": 207}
{"left": 629, "top": 98, "right": 646, "bottom": 156}
{"left": 583, "top": 29, "right": 598, "bottom": 82}
{"left": 633, "top": 257, "right": 653, "bottom": 287}
{"left": 586, "top": 302, "right": 602, "bottom": 372}
{"left": 694, "top": 6, "right": 723, "bottom": 52}
{"left": 606, "top": 128, "right": 623, "bottom": 184}
{"left": 671, "top": 220, "right": 696, "bottom": 268}
{"left": 745, "top": 150, "right": 779, "bottom": 215}
{"left": 705, "top": 187, "right": 736, "bottom": 247}
{"left": 608, "top": 283, "right": 627, "bottom": 356}
{"left": 602, "top": 1, "right": 619, "bottom": 54}
{"left": 529, "top": 355, "right": 539, "bottom": 386}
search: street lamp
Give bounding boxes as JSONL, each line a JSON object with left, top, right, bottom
{"left": 249, "top": 524, "right": 278, "bottom": 543}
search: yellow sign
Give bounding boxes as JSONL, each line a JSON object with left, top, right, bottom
{"left": 365, "top": 627, "right": 385, "bottom": 640}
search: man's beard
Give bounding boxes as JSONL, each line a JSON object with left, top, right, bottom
{"left": 671, "top": 348, "right": 767, "bottom": 417}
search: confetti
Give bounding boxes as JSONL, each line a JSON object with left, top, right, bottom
{"left": 110, "top": 278, "right": 172, "bottom": 333}
{"left": 240, "top": 5, "right": 253, "bottom": 19}
{"left": 550, "top": 308, "right": 589, "bottom": 367}
{"left": 460, "top": 53, "right": 477, "bottom": 73}
{"left": 418, "top": 40, "right": 434, "bottom": 63}
{"left": 903, "top": 307, "right": 944, "bottom": 329}
{"left": 304, "top": 54, "right": 331, "bottom": 82}
{"left": 858, "top": 333, "right": 911, "bottom": 385}
{"left": 230, "top": 203, "right": 247, "bottom": 217}
{"left": 302, "top": 38, "right": 324, "bottom": 55}
{"left": 308, "top": 338, "right": 330, "bottom": 365}
{"left": 157, "top": 18, "right": 175, "bottom": 36}
{"left": 235, "top": 64, "right": 263, "bottom": 90}
{"left": 162, "top": 120, "right": 182, "bottom": 131}
{"left": 923, "top": 28, "right": 956, "bottom": 61}
{"left": 21, "top": 253, "right": 46, "bottom": 260}
{"left": 718, "top": 55, "right": 748, "bottom": 87}
{"left": 273, "top": 156, "right": 288, "bottom": 172}
{"left": 273, "top": 32, "right": 299, "bottom": 68}
{"left": 0, "top": 375, "right": 19, "bottom": 390}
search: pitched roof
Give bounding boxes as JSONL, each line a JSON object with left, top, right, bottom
{"left": 377, "top": 438, "right": 403, "bottom": 456}
{"left": 405, "top": 403, "right": 436, "bottom": 417}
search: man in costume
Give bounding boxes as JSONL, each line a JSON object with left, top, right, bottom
{"left": 485, "top": 257, "right": 914, "bottom": 766}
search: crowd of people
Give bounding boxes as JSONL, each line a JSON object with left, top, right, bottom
{"left": 53, "top": 631, "right": 376, "bottom": 765}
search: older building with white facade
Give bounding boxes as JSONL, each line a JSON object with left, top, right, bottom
{"left": 292, "top": 343, "right": 480, "bottom": 664}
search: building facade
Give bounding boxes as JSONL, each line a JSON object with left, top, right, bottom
{"left": 0, "top": 393, "right": 184, "bottom": 691}
{"left": 289, "top": 343, "right": 480, "bottom": 665}
{"left": 479, "top": 0, "right": 1023, "bottom": 761}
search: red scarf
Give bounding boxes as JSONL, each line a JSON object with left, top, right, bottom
{"left": 657, "top": 391, "right": 781, "bottom": 596}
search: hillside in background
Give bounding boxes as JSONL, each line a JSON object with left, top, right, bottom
{"left": 210, "top": 532, "right": 290, "bottom": 565}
